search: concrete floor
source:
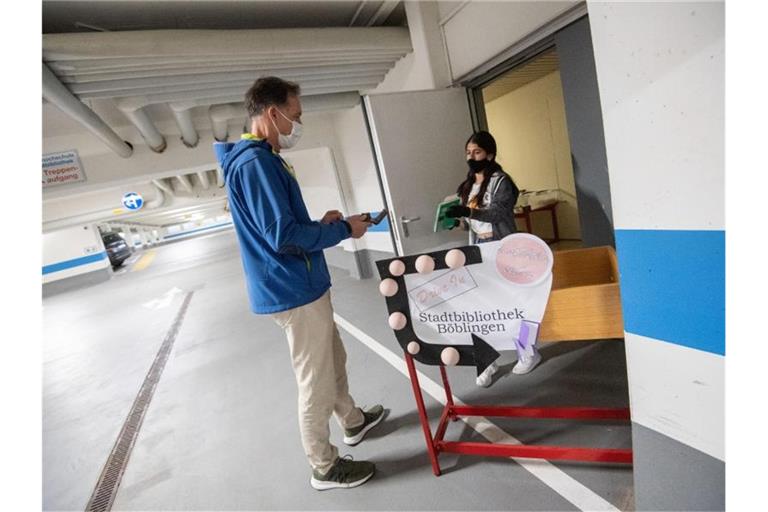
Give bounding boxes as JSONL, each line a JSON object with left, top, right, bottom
{"left": 43, "top": 229, "right": 634, "bottom": 511}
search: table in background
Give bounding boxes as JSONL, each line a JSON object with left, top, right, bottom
{"left": 515, "top": 201, "right": 560, "bottom": 244}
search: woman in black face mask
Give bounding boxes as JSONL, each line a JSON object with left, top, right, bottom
{"left": 446, "top": 131, "right": 542, "bottom": 386}
{"left": 446, "top": 131, "right": 520, "bottom": 245}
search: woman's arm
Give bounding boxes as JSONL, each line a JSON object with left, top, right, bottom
{"left": 469, "top": 176, "right": 519, "bottom": 224}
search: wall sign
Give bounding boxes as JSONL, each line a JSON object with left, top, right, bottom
{"left": 42, "top": 150, "right": 86, "bottom": 188}
{"left": 376, "top": 233, "right": 554, "bottom": 375}
{"left": 122, "top": 192, "right": 144, "bottom": 211}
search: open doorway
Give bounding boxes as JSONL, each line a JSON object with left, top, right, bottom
{"left": 479, "top": 48, "right": 582, "bottom": 251}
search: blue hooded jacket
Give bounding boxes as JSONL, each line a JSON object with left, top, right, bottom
{"left": 214, "top": 138, "right": 350, "bottom": 314}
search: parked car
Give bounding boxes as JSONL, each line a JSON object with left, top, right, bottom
{"left": 101, "top": 231, "right": 133, "bottom": 268}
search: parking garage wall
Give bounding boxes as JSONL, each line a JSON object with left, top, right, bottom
{"left": 589, "top": 2, "right": 725, "bottom": 509}
{"left": 42, "top": 224, "right": 110, "bottom": 285}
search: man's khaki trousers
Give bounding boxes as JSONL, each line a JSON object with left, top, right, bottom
{"left": 272, "top": 290, "right": 364, "bottom": 474}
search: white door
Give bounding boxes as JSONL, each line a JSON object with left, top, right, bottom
{"left": 364, "top": 88, "right": 473, "bottom": 255}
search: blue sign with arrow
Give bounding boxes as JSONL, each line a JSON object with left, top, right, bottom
{"left": 122, "top": 192, "right": 144, "bottom": 211}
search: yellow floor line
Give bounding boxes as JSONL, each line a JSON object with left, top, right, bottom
{"left": 131, "top": 250, "right": 157, "bottom": 272}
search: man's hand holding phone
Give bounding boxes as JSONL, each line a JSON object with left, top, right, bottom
{"left": 360, "top": 209, "right": 388, "bottom": 225}
{"left": 321, "top": 210, "right": 344, "bottom": 224}
{"left": 345, "top": 214, "right": 372, "bottom": 239}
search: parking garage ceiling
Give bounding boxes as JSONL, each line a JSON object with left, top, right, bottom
{"left": 42, "top": 1, "right": 410, "bottom": 231}
{"left": 42, "top": 1, "right": 407, "bottom": 33}
{"left": 43, "top": 1, "right": 410, "bottom": 155}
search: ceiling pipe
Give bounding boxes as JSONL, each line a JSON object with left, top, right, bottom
{"left": 176, "top": 174, "right": 193, "bottom": 193}
{"left": 169, "top": 105, "right": 199, "bottom": 148}
{"left": 115, "top": 103, "right": 167, "bottom": 153}
{"left": 216, "top": 166, "right": 225, "bottom": 188}
{"left": 209, "top": 92, "right": 360, "bottom": 142}
{"left": 366, "top": 1, "right": 400, "bottom": 26}
{"left": 151, "top": 178, "right": 175, "bottom": 196}
{"left": 209, "top": 103, "right": 245, "bottom": 142}
{"left": 42, "top": 63, "right": 133, "bottom": 158}
{"left": 145, "top": 186, "right": 166, "bottom": 208}
{"left": 196, "top": 171, "right": 211, "bottom": 190}
{"left": 349, "top": 1, "right": 367, "bottom": 26}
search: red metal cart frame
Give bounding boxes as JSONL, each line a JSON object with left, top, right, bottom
{"left": 404, "top": 353, "right": 633, "bottom": 476}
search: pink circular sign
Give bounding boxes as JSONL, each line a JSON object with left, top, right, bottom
{"left": 495, "top": 233, "right": 553, "bottom": 286}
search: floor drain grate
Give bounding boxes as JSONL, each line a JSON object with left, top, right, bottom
{"left": 85, "top": 291, "right": 194, "bottom": 512}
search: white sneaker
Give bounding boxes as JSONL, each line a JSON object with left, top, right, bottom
{"left": 476, "top": 362, "right": 498, "bottom": 387}
{"left": 512, "top": 348, "right": 542, "bottom": 375}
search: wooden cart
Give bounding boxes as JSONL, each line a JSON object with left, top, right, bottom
{"left": 402, "top": 244, "right": 631, "bottom": 476}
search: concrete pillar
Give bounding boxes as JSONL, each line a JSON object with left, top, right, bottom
{"left": 121, "top": 226, "right": 132, "bottom": 245}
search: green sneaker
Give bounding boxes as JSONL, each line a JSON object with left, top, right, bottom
{"left": 310, "top": 455, "right": 375, "bottom": 491}
{"left": 343, "top": 405, "right": 385, "bottom": 446}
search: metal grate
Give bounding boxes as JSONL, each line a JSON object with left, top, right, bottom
{"left": 85, "top": 291, "right": 194, "bottom": 512}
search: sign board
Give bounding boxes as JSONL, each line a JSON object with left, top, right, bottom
{"left": 42, "top": 150, "right": 86, "bottom": 188}
{"left": 376, "top": 233, "right": 554, "bottom": 373}
{"left": 122, "top": 192, "right": 144, "bottom": 211}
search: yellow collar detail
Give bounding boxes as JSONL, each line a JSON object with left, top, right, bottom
{"left": 241, "top": 134, "right": 295, "bottom": 178}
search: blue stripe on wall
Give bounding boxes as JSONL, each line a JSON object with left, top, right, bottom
{"left": 42, "top": 252, "right": 108, "bottom": 275}
{"left": 614, "top": 229, "right": 724, "bottom": 356}
{"left": 367, "top": 211, "right": 390, "bottom": 232}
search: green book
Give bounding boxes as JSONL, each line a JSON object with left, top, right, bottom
{"left": 434, "top": 197, "right": 460, "bottom": 232}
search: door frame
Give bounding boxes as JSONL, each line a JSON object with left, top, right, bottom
{"left": 462, "top": 39, "right": 559, "bottom": 132}
{"left": 360, "top": 96, "right": 399, "bottom": 255}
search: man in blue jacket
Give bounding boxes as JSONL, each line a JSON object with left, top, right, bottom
{"left": 215, "top": 77, "right": 384, "bottom": 490}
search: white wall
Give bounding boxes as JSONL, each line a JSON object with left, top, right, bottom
{"left": 369, "top": 1, "right": 449, "bottom": 94}
{"left": 42, "top": 224, "right": 109, "bottom": 283}
{"left": 440, "top": 0, "right": 579, "bottom": 80}
{"left": 331, "top": 105, "right": 393, "bottom": 253}
{"left": 485, "top": 71, "right": 581, "bottom": 240}
{"left": 589, "top": 2, "right": 724, "bottom": 232}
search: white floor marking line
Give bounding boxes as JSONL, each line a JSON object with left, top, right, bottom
{"left": 334, "top": 313, "right": 620, "bottom": 512}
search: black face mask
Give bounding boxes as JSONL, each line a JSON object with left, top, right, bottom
{"left": 467, "top": 159, "right": 488, "bottom": 173}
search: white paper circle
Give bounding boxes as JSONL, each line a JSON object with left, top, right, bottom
{"left": 495, "top": 233, "right": 554, "bottom": 287}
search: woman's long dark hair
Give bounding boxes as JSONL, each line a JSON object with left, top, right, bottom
{"left": 457, "top": 131, "right": 509, "bottom": 207}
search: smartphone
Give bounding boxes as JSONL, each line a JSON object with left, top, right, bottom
{"left": 362, "top": 209, "right": 389, "bottom": 225}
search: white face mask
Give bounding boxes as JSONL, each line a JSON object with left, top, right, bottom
{"left": 272, "top": 108, "right": 303, "bottom": 149}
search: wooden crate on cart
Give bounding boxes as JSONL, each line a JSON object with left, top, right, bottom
{"left": 539, "top": 245, "right": 624, "bottom": 343}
